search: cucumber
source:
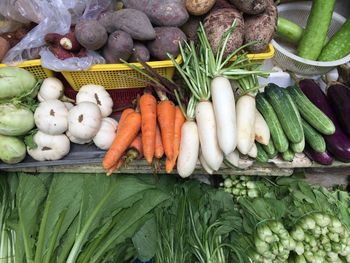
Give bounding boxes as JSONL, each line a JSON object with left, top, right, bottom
{"left": 265, "top": 84, "right": 303, "bottom": 143}
{"left": 286, "top": 85, "right": 335, "bottom": 135}
{"left": 256, "top": 93, "right": 289, "bottom": 153}
{"left": 262, "top": 139, "right": 277, "bottom": 159}
{"left": 318, "top": 18, "right": 350, "bottom": 61}
{"left": 282, "top": 148, "right": 295, "bottom": 162}
{"left": 256, "top": 143, "right": 269, "bottom": 163}
{"left": 302, "top": 119, "right": 326, "bottom": 153}
{"left": 277, "top": 16, "right": 329, "bottom": 46}
{"left": 291, "top": 138, "right": 305, "bottom": 153}
{"left": 297, "top": 0, "right": 336, "bottom": 60}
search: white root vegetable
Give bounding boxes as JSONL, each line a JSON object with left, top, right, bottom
{"left": 27, "top": 131, "right": 70, "bottom": 161}
{"left": 34, "top": 99, "right": 68, "bottom": 135}
{"left": 68, "top": 102, "right": 102, "bottom": 140}
{"left": 93, "top": 117, "right": 118, "bottom": 150}
{"left": 177, "top": 121, "right": 200, "bottom": 178}
{"left": 236, "top": 95, "right": 256, "bottom": 155}
{"left": 196, "top": 101, "right": 223, "bottom": 171}
{"left": 255, "top": 109, "right": 270, "bottom": 145}
{"left": 225, "top": 150, "right": 240, "bottom": 168}
{"left": 76, "top": 84, "right": 113, "bottom": 117}
{"left": 247, "top": 143, "right": 257, "bottom": 158}
{"left": 211, "top": 76, "right": 237, "bottom": 155}
{"left": 199, "top": 149, "right": 214, "bottom": 174}
{"left": 64, "top": 102, "right": 74, "bottom": 110}
{"left": 38, "top": 77, "right": 72, "bottom": 102}
{"left": 66, "top": 130, "right": 92, "bottom": 144}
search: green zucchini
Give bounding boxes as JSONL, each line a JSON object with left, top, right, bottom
{"left": 297, "top": 0, "right": 336, "bottom": 60}
{"left": 256, "top": 143, "right": 269, "bottom": 163}
{"left": 265, "top": 84, "right": 303, "bottom": 143}
{"left": 282, "top": 148, "right": 295, "bottom": 162}
{"left": 262, "top": 139, "right": 277, "bottom": 159}
{"left": 256, "top": 93, "right": 289, "bottom": 153}
{"left": 302, "top": 119, "right": 326, "bottom": 153}
{"left": 286, "top": 85, "right": 335, "bottom": 135}
{"left": 318, "top": 18, "right": 350, "bottom": 61}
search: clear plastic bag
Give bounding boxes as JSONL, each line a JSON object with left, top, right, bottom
{"left": 39, "top": 48, "right": 105, "bottom": 71}
{"left": 0, "top": 0, "right": 30, "bottom": 23}
{"left": 3, "top": 0, "right": 71, "bottom": 64}
{"left": 0, "top": 14, "right": 23, "bottom": 34}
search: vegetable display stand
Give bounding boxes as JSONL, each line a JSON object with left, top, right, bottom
{"left": 0, "top": 60, "right": 54, "bottom": 79}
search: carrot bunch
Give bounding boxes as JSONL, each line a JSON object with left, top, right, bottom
{"left": 102, "top": 90, "right": 185, "bottom": 175}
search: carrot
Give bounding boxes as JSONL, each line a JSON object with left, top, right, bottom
{"left": 140, "top": 93, "right": 157, "bottom": 164}
{"left": 165, "top": 106, "right": 185, "bottom": 173}
{"left": 116, "top": 108, "right": 134, "bottom": 134}
{"left": 154, "top": 124, "right": 164, "bottom": 159}
{"left": 129, "top": 133, "right": 143, "bottom": 158}
{"left": 103, "top": 112, "right": 141, "bottom": 170}
{"left": 106, "top": 158, "right": 125, "bottom": 176}
{"left": 157, "top": 100, "right": 176, "bottom": 160}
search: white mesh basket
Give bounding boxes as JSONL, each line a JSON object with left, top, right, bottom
{"left": 272, "top": 1, "right": 350, "bottom": 75}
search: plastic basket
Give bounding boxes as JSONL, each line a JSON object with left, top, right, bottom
{"left": 0, "top": 59, "right": 54, "bottom": 79}
{"left": 61, "top": 44, "right": 274, "bottom": 91}
{"left": 272, "top": 2, "right": 350, "bottom": 75}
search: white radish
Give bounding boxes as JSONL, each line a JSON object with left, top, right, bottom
{"left": 211, "top": 76, "right": 236, "bottom": 155}
{"left": 177, "top": 121, "right": 200, "bottom": 178}
{"left": 236, "top": 95, "right": 256, "bottom": 155}
{"left": 195, "top": 101, "right": 223, "bottom": 171}
{"left": 224, "top": 150, "right": 240, "bottom": 168}
{"left": 255, "top": 110, "right": 270, "bottom": 145}
{"left": 247, "top": 143, "right": 257, "bottom": 158}
{"left": 199, "top": 150, "right": 214, "bottom": 175}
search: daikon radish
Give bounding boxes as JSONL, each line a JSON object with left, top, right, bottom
{"left": 255, "top": 109, "right": 270, "bottom": 145}
{"left": 224, "top": 150, "right": 240, "bottom": 168}
{"left": 247, "top": 143, "right": 257, "bottom": 158}
{"left": 199, "top": 149, "right": 214, "bottom": 174}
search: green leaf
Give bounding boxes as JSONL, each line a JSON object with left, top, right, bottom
{"left": 132, "top": 217, "right": 157, "bottom": 261}
{"left": 24, "top": 130, "right": 38, "bottom": 150}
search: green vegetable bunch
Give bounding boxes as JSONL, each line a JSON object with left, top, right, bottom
{"left": 290, "top": 213, "right": 350, "bottom": 263}
{"left": 221, "top": 175, "right": 260, "bottom": 199}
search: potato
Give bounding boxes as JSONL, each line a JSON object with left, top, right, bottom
{"left": 181, "top": 15, "right": 201, "bottom": 43}
{"left": 75, "top": 20, "right": 108, "bottom": 50}
{"left": 102, "top": 30, "right": 134, "bottom": 63}
{"left": 228, "top": 0, "right": 268, "bottom": 14}
{"left": 204, "top": 7, "right": 244, "bottom": 57}
{"left": 0, "top": 37, "right": 10, "bottom": 62}
{"left": 147, "top": 27, "right": 187, "bottom": 60}
{"left": 99, "top": 9, "right": 156, "bottom": 41}
{"left": 244, "top": 0, "right": 277, "bottom": 53}
{"left": 185, "top": 0, "right": 216, "bottom": 16}
{"left": 129, "top": 42, "right": 150, "bottom": 62}
{"left": 122, "top": 0, "right": 189, "bottom": 27}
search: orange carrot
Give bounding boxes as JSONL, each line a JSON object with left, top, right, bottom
{"left": 103, "top": 112, "right": 141, "bottom": 170}
{"left": 116, "top": 108, "right": 134, "bottom": 134}
{"left": 157, "top": 100, "right": 176, "bottom": 160}
{"left": 140, "top": 93, "right": 157, "bottom": 164}
{"left": 129, "top": 133, "right": 143, "bottom": 158}
{"left": 154, "top": 124, "right": 164, "bottom": 159}
{"left": 106, "top": 158, "right": 125, "bottom": 176}
{"left": 165, "top": 106, "right": 185, "bottom": 173}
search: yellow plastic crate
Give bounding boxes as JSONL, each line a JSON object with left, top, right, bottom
{"left": 61, "top": 43, "right": 275, "bottom": 91}
{"left": 0, "top": 60, "right": 54, "bottom": 79}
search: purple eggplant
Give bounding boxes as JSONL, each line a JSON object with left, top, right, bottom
{"left": 338, "top": 64, "right": 350, "bottom": 87}
{"left": 304, "top": 144, "right": 334, "bottom": 165}
{"left": 299, "top": 79, "right": 350, "bottom": 162}
{"left": 327, "top": 82, "right": 350, "bottom": 137}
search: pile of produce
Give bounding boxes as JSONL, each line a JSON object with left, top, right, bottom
{"left": 1, "top": 172, "right": 350, "bottom": 262}
{"left": 276, "top": 0, "right": 350, "bottom": 62}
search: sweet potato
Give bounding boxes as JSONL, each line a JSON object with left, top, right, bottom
{"left": 244, "top": 0, "right": 277, "bottom": 53}
{"left": 60, "top": 30, "right": 81, "bottom": 52}
{"left": 204, "top": 7, "right": 244, "bottom": 57}
{"left": 75, "top": 20, "right": 108, "bottom": 50}
{"left": 147, "top": 27, "right": 187, "bottom": 60}
{"left": 122, "top": 0, "right": 189, "bottom": 27}
{"left": 129, "top": 42, "right": 150, "bottom": 62}
{"left": 99, "top": 9, "right": 155, "bottom": 41}
{"left": 228, "top": 0, "right": 268, "bottom": 14}
{"left": 102, "top": 30, "right": 134, "bottom": 63}
{"left": 185, "top": 0, "right": 216, "bottom": 16}
{"left": 0, "top": 37, "right": 10, "bottom": 62}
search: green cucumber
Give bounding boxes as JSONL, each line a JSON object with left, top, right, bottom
{"left": 256, "top": 93, "right": 289, "bottom": 153}
{"left": 286, "top": 85, "right": 335, "bottom": 135}
{"left": 282, "top": 148, "right": 295, "bottom": 162}
{"left": 297, "top": 0, "right": 336, "bottom": 60}
{"left": 302, "top": 119, "right": 326, "bottom": 153}
{"left": 262, "top": 139, "right": 277, "bottom": 159}
{"left": 318, "top": 18, "right": 350, "bottom": 61}
{"left": 265, "top": 84, "right": 303, "bottom": 143}
{"left": 256, "top": 143, "right": 269, "bottom": 163}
